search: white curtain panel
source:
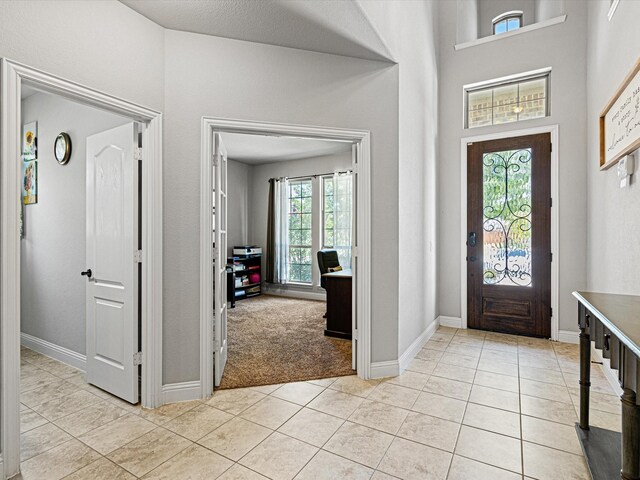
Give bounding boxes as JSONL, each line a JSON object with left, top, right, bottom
{"left": 333, "top": 172, "right": 353, "bottom": 269}
{"left": 273, "top": 178, "right": 289, "bottom": 284}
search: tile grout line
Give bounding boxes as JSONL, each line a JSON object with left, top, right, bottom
{"left": 444, "top": 329, "right": 533, "bottom": 479}
{"left": 460, "top": 333, "right": 521, "bottom": 476}
{"left": 443, "top": 328, "right": 462, "bottom": 480}
{"left": 517, "top": 338, "right": 525, "bottom": 479}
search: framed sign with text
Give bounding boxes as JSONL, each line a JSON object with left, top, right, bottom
{"left": 600, "top": 58, "right": 640, "bottom": 170}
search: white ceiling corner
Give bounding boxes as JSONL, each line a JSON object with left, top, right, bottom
{"left": 21, "top": 85, "right": 39, "bottom": 100}
{"left": 220, "top": 132, "right": 352, "bottom": 165}
{"left": 119, "top": 0, "right": 395, "bottom": 62}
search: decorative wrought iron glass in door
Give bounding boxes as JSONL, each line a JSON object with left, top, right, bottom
{"left": 482, "top": 149, "right": 532, "bottom": 287}
{"left": 467, "top": 133, "right": 551, "bottom": 338}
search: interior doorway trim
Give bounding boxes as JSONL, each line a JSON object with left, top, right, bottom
{"left": 1, "top": 58, "right": 163, "bottom": 478}
{"left": 459, "top": 124, "right": 560, "bottom": 340}
{"left": 200, "top": 117, "right": 372, "bottom": 398}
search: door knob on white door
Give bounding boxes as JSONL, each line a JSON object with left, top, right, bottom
{"left": 81, "top": 269, "right": 92, "bottom": 278}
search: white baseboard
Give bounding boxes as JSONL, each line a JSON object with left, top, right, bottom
{"left": 399, "top": 320, "right": 438, "bottom": 373}
{"left": 162, "top": 381, "right": 202, "bottom": 404}
{"left": 20, "top": 333, "right": 86, "bottom": 371}
{"left": 437, "top": 316, "right": 463, "bottom": 329}
{"left": 370, "top": 319, "right": 439, "bottom": 380}
{"left": 591, "top": 342, "right": 623, "bottom": 397}
{"left": 370, "top": 360, "right": 399, "bottom": 379}
{"left": 558, "top": 329, "right": 579, "bottom": 344}
{"left": 263, "top": 285, "right": 326, "bottom": 302}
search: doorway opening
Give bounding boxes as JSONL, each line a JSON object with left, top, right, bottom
{"left": 465, "top": 131, "right": 554, "bottom": 338}
{"left": 200, "top": 118, "right": 372, "bottom": 397}
{"left": 1, "top": 59, "right": 163, "bottom": 479}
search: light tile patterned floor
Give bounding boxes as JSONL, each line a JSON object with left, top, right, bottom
{"left": 17, "top": 327, "right": 618, "bottom": 479}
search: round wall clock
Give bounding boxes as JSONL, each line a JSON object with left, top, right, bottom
{"left": 54, "top": 132, "right": 72, "bottom": 165}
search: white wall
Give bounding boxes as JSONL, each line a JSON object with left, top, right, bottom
{"left": 0, "top": 1, "right": 165, "bottom": 111}
{"left": 163, "top": 29, "right": 400, "bottom": 383}
{"left": 357, "top": 1, "right": 440, "bottom": 358}
{"left": 20, "top": 92, "right": 129, "bottom": 355}
{"left": 535, "top": 0, "right": 566, "bottom": 23}
{"left": 585, "top": 1, "right": 640, "bottom": 296}
{"left": 457, "top": 0, "right": 479, "bottom": 44}
{"left": 248, "top": 151, "right": 352, "bottom": 295}
{"left": 227, "top": 159, "right": 252, "bottom": 257}
{"left": 437, "top": 0, "right": 588, "bottom": 332}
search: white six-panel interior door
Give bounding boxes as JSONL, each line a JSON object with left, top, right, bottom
{"left": 85, "top": 122, "right": 139, "bottom": 404}
{"left": 214, "top": 133, "right": 229, "bottom": 386}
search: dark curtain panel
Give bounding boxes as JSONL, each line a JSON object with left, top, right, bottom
{"left": 265, "top": 178, "right": 276, "bottom": 283}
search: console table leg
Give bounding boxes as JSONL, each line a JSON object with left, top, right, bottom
{"left": 579, "top": 314, "right": 591, "bottom": 430}
{"left": 621, "top": 388, "right": 640, "bottom": 480}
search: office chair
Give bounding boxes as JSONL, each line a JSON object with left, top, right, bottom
{"left": 317, "top": 249, "right": 340, "bottom": 318}
{"left": 317, "top": 249, "right": 340, "bottom": 289}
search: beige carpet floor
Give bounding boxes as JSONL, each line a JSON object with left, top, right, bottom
{"left": 218, "top": 294, "right": 353, "bottom": 389}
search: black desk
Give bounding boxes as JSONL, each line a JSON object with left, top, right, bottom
{"left": 573, "top": 291, "right": 640, "bottom": 480}
{"left": 322, "top": 269, "right": 352, "bottom": 339}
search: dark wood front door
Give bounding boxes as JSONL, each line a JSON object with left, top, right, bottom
{"left": 467, "top": 133, "right": 551, "bottom": 337}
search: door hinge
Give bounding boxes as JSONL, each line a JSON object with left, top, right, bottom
{"left": 353, "top": 328, "right": 359, "bottom": 340}
{"left": 550, "top": 143, "right": 552, "bottom": 152}
{"left": 550, "top": 307, "right": 553, "bottom": 317}
{"left": 134, "top": 147, "right": 143, "bottom": 161}
{"left": 549, "top": 252, "right": 553, "bottom": 262}
{"left": 134, "top": 250, "right": 143, "bottom": 263}
{"left": 352, "top": 246, "right": 359, "bottom": 258}
{"left": 133, "top": 351, "right": 143, "bottom": 366}
{"left": 550, "top": 197, "right": 553, "bottom": 208}
{"left": 351, "top": 163, "right": 359, "bottom": 175}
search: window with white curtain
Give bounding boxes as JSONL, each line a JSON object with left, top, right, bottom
{"left": 287, "top": 179, "right": 313, "bottom": 284}
{"left": 271, "top": 172, "right": 353, "bottom": 288}
{"left": 322, "top": 173, "right": 353, "bottom": 269}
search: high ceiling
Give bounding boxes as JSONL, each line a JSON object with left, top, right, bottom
{"left": 119, "top": 0, "right": 394, "bottom": 62}
{"left": 219, "top": 132, "right": 352, "bottom": 165}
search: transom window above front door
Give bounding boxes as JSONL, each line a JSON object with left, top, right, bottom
{"left": 464, "top": 69, "right": 550, "bottom": 129}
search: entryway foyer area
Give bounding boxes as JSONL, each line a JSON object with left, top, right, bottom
{"left": 17, "top": 326, "right": 616, "bottom": 478}
{"left": 1, "top": 0, "right": 638, "bottom": 479}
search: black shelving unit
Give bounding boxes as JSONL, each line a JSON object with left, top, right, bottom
{"left": 227, "top": 253, "right": 262, "bottom": 306}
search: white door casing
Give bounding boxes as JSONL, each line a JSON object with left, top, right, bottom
{"left": 85, "top": 122, "right": 139, "bottom": 404}
{"left": 200, "top": 118, "right": 372, "bottom": 399}
{"left": 459, "top": 124, "right": 560, "bottom": 340}
{"left": 213, "top": 133, "right": 228, "bottom": 386}
{"left": 2, "top": 59, "right": 163, "bottom": 480}
{"left": 351, "top": 143, "right": 358, "bottom": 370}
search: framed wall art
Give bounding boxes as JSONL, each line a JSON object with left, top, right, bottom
{"left": 22, "top": 160, "right": 37, "bottom": 205}
{"left": 599, "top": 58, "right": 640, "bottom": 170}
{"left": 22, "top": 121, "right": 37, "bottom": 161}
